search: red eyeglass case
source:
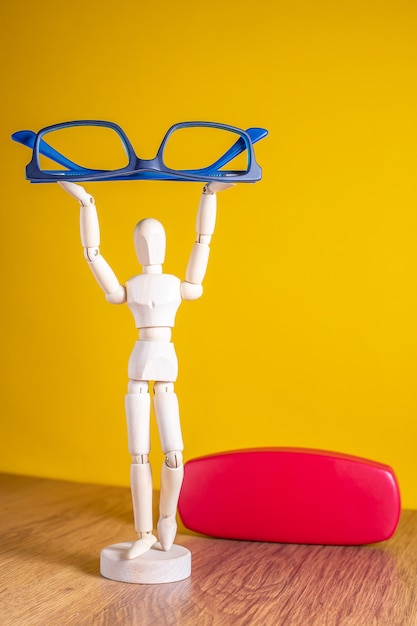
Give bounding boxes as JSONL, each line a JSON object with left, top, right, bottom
{"left": 178, "top": 448, "right": 401, "bottom": 545}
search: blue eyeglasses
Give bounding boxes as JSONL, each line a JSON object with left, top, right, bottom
{"left": 11, "top": 120, "right": 268, "bottom": 184}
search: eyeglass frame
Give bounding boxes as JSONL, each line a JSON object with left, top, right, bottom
{"left": 13, "top": 120, "right": 266, "bottom": 184}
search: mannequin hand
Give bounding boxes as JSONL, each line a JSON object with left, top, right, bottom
{"left": 58, "top": 181, "right": 94, "bottom": 207}
{"left": 204, "top": 182, "right": 235, "bottom": 194}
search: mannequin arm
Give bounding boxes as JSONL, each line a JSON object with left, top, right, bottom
{"left": 58, "top": 182, "right": 126, "bottom": 304}
{"left": 181, "top": 182, "right": 234, "bottom": 301}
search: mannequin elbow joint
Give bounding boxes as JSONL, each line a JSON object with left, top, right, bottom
{"left": 84, "top": 247, "right": 100, "bottom": 263}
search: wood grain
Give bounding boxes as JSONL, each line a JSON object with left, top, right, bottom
{"left": 0, "top": 473, "right": 416, "bottom": 625}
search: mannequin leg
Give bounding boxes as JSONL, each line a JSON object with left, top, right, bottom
{"left": 125, "top": 380, "right": 157, "bottom": 558}
{"left": 153, "top": 381, "right": 184, "bottom": 551}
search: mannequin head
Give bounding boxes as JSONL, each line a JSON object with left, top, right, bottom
{"left": 134, "top": 218, "right": 166, "bottom": 269}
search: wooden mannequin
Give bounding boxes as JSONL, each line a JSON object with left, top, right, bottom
{"left": 58, "top": 180, "right": 233, "bottom": 583}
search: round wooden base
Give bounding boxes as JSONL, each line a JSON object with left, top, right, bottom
{"left": 100, "top": 541, "right": 191, "bottom": 584}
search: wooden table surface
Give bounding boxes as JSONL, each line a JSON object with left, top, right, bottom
{"left": 1, "top": 473, "right": 416, "bottom": 625}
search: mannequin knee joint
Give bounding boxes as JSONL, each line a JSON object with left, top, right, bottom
{"left": 132, "top": 454, "right": 149, "bottom": 464}
{"left": 165, "top": 451, "right": 183, "bottom": 468}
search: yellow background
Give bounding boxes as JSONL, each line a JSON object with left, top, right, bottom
{"left": 1, "top": 1, "right": 416, "bottom": 507}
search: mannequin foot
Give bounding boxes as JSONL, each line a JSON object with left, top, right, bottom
{"left": 157, "top": 514, "right": 177, "bottom": 551}
{"left": 126, "top": 533, "right": 157, "bottom": 559}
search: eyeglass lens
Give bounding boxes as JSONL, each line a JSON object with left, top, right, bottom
{"left": 162, "top": 127, "right": 249, "bottom": 173}
{"left": 37, "top": 126, "right": 130, "bottom": 173}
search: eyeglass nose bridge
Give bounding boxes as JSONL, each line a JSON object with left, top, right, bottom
{"left": 133, "top": 156, "right": 161, "bottom": 171}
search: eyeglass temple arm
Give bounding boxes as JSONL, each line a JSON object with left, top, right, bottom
{"left": 11, "top": 130, "right": 85, "bottom": 171}
{"left": 11, "top": 127, "right": 268, "bottom": 173}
